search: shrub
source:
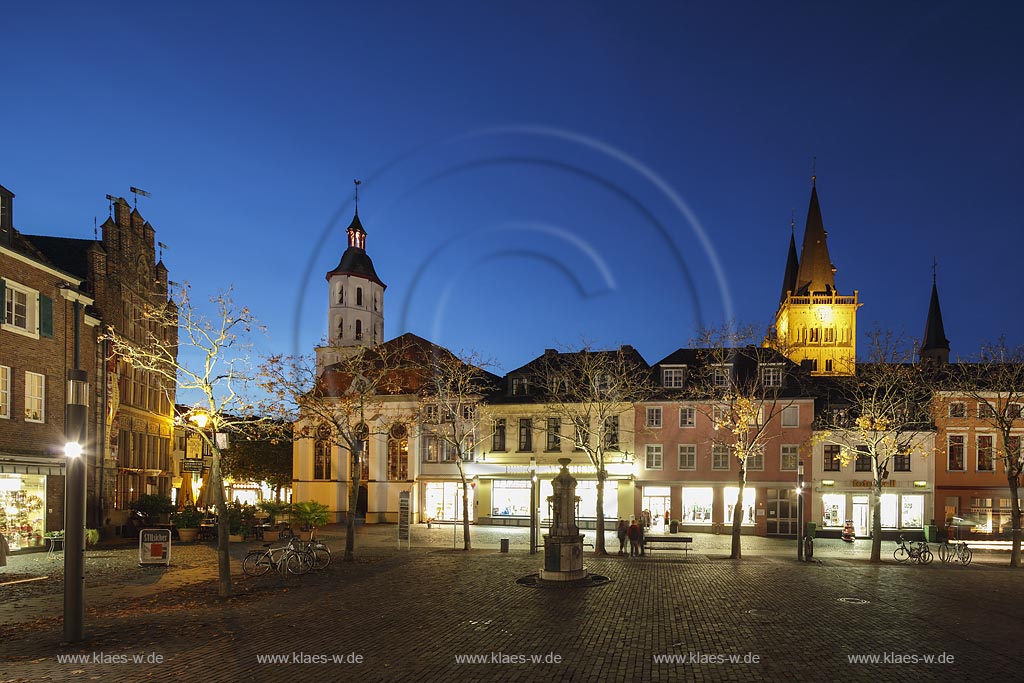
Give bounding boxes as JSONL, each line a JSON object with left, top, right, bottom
{"left": 291, "top": 501, "right": 330, "bottom": 529}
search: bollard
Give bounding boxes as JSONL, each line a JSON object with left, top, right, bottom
{"left": 499, "top": 538, "right": 510, "bottom": 553}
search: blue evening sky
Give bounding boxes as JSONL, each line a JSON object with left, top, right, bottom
{"left": 4, "top": 1, "right": 1022, "bottom": 372}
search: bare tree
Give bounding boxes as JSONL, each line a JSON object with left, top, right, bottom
{"left": 814, "top": 331, "right": 932, "bottom": 564}
{"left": 946, "top": 339, "right": 1024, "bottom": 567}
{"left": 261, "top": 341, "right": 412, "bottom": 561}
{"left": 531, "top": 344, "right": 651, "bottom": 555}
{"left": 414, "top": 349, "right": 497, "bottom": 551}
{"left": 104, "top": 284, "right": 263, "bottom": 598}
{"left": 688, "top": 325, "right": 803, "bottom": 560}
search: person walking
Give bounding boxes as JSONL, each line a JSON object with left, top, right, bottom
{"left": 616, "top": 519, "right": 628, "bottom": 556}
{"left": 627, "top": 519, "right": 641, "bottom": 557}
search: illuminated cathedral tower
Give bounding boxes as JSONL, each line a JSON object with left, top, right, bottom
{"left": 772, "top": 178, "right": 860, "bottom": 375}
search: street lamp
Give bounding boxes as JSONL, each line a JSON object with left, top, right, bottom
{"left": 529, "top": 457, "right": 538, "bottom": 555}
{"left": 794, "top": 458, "right": 802, "bottom": 561}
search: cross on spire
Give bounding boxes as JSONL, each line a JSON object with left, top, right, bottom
{"left": 932, "top": 257, "right": 937, "bottom": 285}
{"left": 811, "top": 156, "right": 817, "bottom": 187}
{"left": 354, "top": 179, "right": 362, "bottom": 215}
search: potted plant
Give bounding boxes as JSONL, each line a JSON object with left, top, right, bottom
{"left": 291, "top": 501, "right": 330, "bottom": 531}
{"left": 172, "top": 506, "right": 204, "bottom": 542}
{"left": 129, "top": 494, "right": 175, "bottom": 526}
{"left": 226, "top": 501, "right": 257, "bottom": 542}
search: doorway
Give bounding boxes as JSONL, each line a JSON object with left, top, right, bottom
{"left": 766, "top": 488, "right": 797, "bottom": 536}
{"left": 642, "top": 486, "right": 671, "bottom": 531}
{"left": 853, "top": 496, "right": 869, "bottom": 537}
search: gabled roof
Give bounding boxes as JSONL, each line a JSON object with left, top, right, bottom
{"left": 22, "top": 235, "right": 101, "bottom": 280}
{"left": 795, "top": 183, "right": 837, "bottom": 295}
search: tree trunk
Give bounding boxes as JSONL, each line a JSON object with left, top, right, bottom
{"left": 211, "top": 448, "right": 232, "bottom": 598}
{"left": 345, "top": 446, "right": 360, "bottom": 561}
{"left": 461, "top": 479, "right": 471, "bottom": 550}
{"left": 729, "top": 466, "right": 745, "bottom": 560}
{"left": 870, "top": 464, "right": 883, "bottom": 563}
{"left": 1008, "top": 472, "right": 1021, "bottom": 568}
{"left": 595, "top": 466, "right": 607, "bottom": 555}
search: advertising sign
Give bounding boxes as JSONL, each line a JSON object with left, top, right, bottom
{"left": 398, "top": 491, "right": 411, "bottom": 547}
{"left": 139, "top": 528, "right": 172, "bottom": 566}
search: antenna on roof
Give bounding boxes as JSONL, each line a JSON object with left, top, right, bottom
{"left": 130, "top": 186, "right": 151, "bottom": 209}
{"left": 353, "top": 179, "right": 362, "bottom": 215}
{"left": 105, "top": 194, "right": 117, "bottom": 217}
{"left": 158, "top": 241, "right": 168, "bottom": 261}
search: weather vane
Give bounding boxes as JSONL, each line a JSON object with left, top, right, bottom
{"left": 354, "top": 179, "right": 362, "bottom": 214}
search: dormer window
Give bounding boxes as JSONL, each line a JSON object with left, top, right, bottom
{"left": 512, "top": 377, "right": 528, "bottom": 396}
{"left": 712, "top": 366, "right": 730, "bottom": 389}
{"left": 662, "top": 367, "right": 686, "bottom": 388}
{"left": 760, "top": 366, "right": 783, "bottom": 387}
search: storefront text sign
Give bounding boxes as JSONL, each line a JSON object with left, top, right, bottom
{"left": 852, "top": 480, "right": 897, "bottom": 488}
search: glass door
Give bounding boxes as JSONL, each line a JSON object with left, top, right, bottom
{"left": 852, "top": 496, "right": 869, "bottom": 537}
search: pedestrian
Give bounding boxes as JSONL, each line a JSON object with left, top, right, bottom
{"left": 638, "top": 516, "right": 647, "bottom": 556}
{"left": 664, "top": 509, "right": 670, "bottom": 528}
{"left": 627, "top": 520, "right": 641, "bottom": 557}
{"left": 616, "top": 519, "right": 628, "bottom": 556}
{"left": 0, "top": 531, "right": 8, "bottom": 567}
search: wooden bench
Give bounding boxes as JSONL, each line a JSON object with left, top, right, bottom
{"left": 644, "top": 535, "right": 693, "bottom": 557}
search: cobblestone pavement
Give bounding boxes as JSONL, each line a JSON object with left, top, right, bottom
{"left": 1, "top": 524, "right": 1020, "bottom": 682}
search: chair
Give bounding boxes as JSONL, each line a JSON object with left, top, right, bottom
{"left": 46, "top": 535, "right": 65, "bottom": 558}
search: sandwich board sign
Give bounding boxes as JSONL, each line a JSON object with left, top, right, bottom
{"left": 139, "top": 528, "right": 171, "bottom": 566}
{"left": 397, "top": 491, "right": 411, "bottom": 549}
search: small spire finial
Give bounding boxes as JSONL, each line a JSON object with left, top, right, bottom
{"left": 932, "top": 257, "right": 937, "bottom": 285}
{"left": 790, "top": 209, "right": 795, "bottom": 234}
{"left": 353, "top": 179, "right": 362, "bottom": 215}
{"left": 811, "top": 156, "right": 817, "bottom": 187}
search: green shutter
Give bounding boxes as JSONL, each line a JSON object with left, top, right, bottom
{"left": 39, "top": 294, "right": 53, "bottom": 338}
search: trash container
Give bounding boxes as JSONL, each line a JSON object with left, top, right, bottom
{"left": 499, "top": 538, "right": 510, "bottom": 553}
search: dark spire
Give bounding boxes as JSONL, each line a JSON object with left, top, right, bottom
{"left": 794, "top": 181, "right": 837, "bottom": 295}
{"left": 779, "top": 214, "right": 799, "bottom": 304}
{"left": 920, "top": 263, "right": 950, "bottom": 365}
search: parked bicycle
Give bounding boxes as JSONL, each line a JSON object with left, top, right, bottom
{"left": 290, "top": 528, "right": 331, "bottom": 570}
{"left": 894, "top": 535, "right": 932, "bottom": 564}
{"left": 242, "top": 537, "right": 312, "bottom": 577}
{"left": 938, "top": 538, "right": 972, "bottom": 565}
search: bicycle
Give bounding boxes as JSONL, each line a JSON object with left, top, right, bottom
{"left": 938, "top": 538, "right": 972, "bottom": 566}
{"left": 242, "top": 538, "right": 311, "bottom": 577}
{"left": 894, "top": 535, "right": 932, "bottom": 564}
{"left": 288, "top": 527, "right": 331, "bottom": 570}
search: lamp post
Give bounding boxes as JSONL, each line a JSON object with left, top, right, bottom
{"left": 797, "top": 460, "right": 805, "bottom": 562}
{"left": 529, "top": 457, "right": 538, "bottom": 555}
{"left": 63, "top": 295, "right": 88, "bottom": 643}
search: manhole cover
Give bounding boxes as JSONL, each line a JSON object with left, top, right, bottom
{"left": 744, "top": 609, "right": 778, "bottom": 617}
{"left": 837, "top": 597, "right": 869, "bottom": 605}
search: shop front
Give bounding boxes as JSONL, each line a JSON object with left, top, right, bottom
{"left": 422, "top": 480, "right": 475, "bottom": 523}
{"left": 817, "top": 482, "right": 930, "bottom": 539}
{"left": 1, "top": 458, "right": 65, "bottom": 552}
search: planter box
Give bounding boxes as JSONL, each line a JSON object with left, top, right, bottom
{"left": 228, "top": 534, "right": 245, "bottom": 543}
{"left": 177, "top": 528, "right": 199, "bottom": 543}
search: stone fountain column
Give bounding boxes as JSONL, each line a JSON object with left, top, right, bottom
{"left": 540, "top": 458, "right": 587, "bottom": 582}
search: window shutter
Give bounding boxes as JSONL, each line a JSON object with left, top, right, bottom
{"left": 39, "top": 294, "right": 53, "bottom": 337}
{"left": 0, "top": 279, "right": 5, "bottom": 323}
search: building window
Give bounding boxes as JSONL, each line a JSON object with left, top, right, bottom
{"left": 824, "top": 359, "right": 834, "bottom": 373}
{"left": 893, "top": 451, "right": 911, "bottom": 472}
{"left": 712, "top": 405, "right": 728, "bottom": 426}
{"left": 662, "top": 367, "right": 685, "bottom": 388}
{"left": 781, "top": 405, "right": 799, "bottom": 427}
{"left": 604, "top": 415, "right": 619, "bottom": 450}
{"left": 822, "top": 493, "right": 845, "bottom": 527}
{"left": 712, "top": 366, "right": 730, "bottom": 388}
{"left": 1009, "top": 403, "right": 1023, "bottom": 420}
{"left": 313, "top": 440, "right": 331, "bottom": 480}
{"left": 679, "top": 406, "right": 695, "bottom": 427}
{"left": 947, "top": 435, "right": 965, "bottom": 471}
{"left": 24, "top": 372, "right": 45, "bottom": 422}
{"left": 645, "top": 444, "right": 663, "bottom": 470}
{"left": 760, "top": 366, "right": 783, "bottom": 387}
{"left": 0, "top": 365, "right": 9, "bottom": 419}
{"left": 462, "top": 405, "right": 477, "bottom": 420}
{"left": 978, "top": 402, "right": 996, "bottom": 419}
{"left": 356, "top": 287, "right": 363, "bottom": 307}
{"left": 809, "top": 327, "right": 820, "bottom": 343}
{"left": 387, "top": 425, "right": 409, "bottom": 480}
{"left": 518, "top": 418, "right": 532, "bottom": 452}
{"left": 781, "top": 445, "right": 799, "bottom": 471}
{"left": 823, "top": 444, "right": 841, "bottom": 472}
{"left": 3, "top": 279, "right": 39, "bottom": 338}
{"left": 823, "top": 327, "right": 835, "bottom": 343}
{"left": 646, "top": 407, "right": 662, "bottom": 428}
{"left": 854, "top": 446, "right": 871, "bottom": 472}
{"left": 712, "top": 444, "right": 730, "bottom": 470}
{"left": 746, "top": 447, "right": 764, "bottom": 471}
{"left": 948, "top": 402, "right": 965, "bottom": 418}
{"left": 511, "top": 377, "right": 528, "bottom": 396}
{"left": 574, "top": 421, "right": 587, "bottom": 451}
{"left": 977, "top": 435, "right": 994, "bottom": 472}
{"left": 492, "top": 418, "right": 506, "bottom": 452}
{"left": 546, "top": 417, "right": 561, "bottom": 451}
{"left": 678, "top": 444, "right": 696, "bottom": 470}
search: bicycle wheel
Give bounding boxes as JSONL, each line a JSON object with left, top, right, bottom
{"left": 894, "top": 546, "right": 909, "bottom": 563}
{"left": 938, "top": 543, "right": 950, "bottom": 563}
{"left": 960, "top": 546, "right": 972, "bottom": 566}
{"left": 312, "top": 546, "right": 331, "bottom": 570}
{"left": 285, "top": 550, "right": 312, "bottom": 575}
{"left": 243, "top": 551, "right": 271, "bottom": 577}
{"left": 919, "top": 548, "right": 933, "bottom": 565}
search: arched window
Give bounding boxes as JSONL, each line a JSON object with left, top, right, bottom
{"left": 352, "top": 423, "right": 370, "bottom": 481}
{"left": 355, "top": 320, "right": 363, "bottom": 340}
{"left": 356, "top": 287, "right": 363, "bottom": 307}
{"left": 337, "top": 318, "right": 344, "bottom": 339}
{"left": 337, "top": 285, "right": 344, "bottom": 305}
{"left": 314, "top": 425, "right": 332, "bottom": 480}
{"left": 387, "top": 424, "right": 409, "bottom": 481}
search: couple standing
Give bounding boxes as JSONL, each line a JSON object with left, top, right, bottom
{"left": 616, "top": 518, "right": 645, "bottom": 557}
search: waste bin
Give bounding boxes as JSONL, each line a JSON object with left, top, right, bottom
{"left": 924, "top": 525, "right": 938, "bottom": 543}
{"left": 499, "top": 538, "right": 510, "bottom": 553}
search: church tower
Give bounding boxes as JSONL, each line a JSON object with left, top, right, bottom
{"left": 772, "top": 178, "right": 860, "bottom": 375}
{"left": 316, "top": 199, "right": 386, "bottom": 369}
{"left": 919, "top": 266, "right": 950, "bottom": 365}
